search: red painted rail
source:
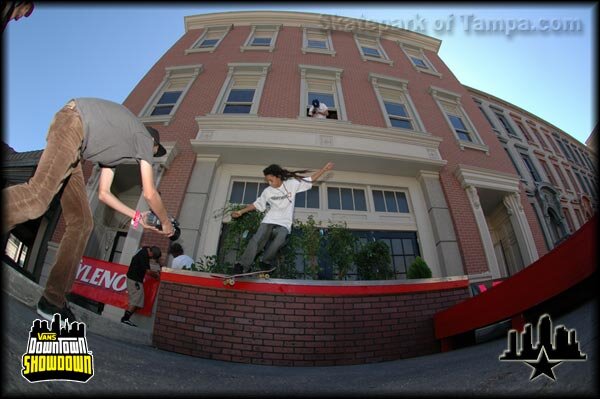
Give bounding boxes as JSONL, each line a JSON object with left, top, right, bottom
{"left": 434, "top": 214, "right": 596, "bottom": 350}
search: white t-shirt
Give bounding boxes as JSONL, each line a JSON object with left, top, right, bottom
{"left": 309, "top": 103, "right": 328, "bottom": 119}
{"left": 253, "top": 177, "right": 313, "bottom": 232}
{"left": 171, "top": 254, "right": 194, "bottom": 270}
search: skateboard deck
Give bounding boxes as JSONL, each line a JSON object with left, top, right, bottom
{"left": 211, "top": 267, "right": 276, "bottom": 286}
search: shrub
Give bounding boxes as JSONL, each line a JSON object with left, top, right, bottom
{"left": 407, "top": 256, "right": 432, "bottom": 279}
{"left": 355, "top": 240, "right": 393, "bottom": 280}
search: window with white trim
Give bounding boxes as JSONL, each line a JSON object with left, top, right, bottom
{"left": 399, "top": 43, "right": 441, "bottom": 77}
{"left": 229, "top": 181, "right": 269, "bottom": 205}
{"left": 299, "top": 65, "right": 346, "bottom": 120}
{"left": 240, "top": 24, "right": 281, "bottom": 52}
{"left": 327, "top": 187, "right": 367, "bottom": 211}
{"left": 372, "top": 189, "right": 410, "bottom": 213}
{"left": 354, "top": 33, "right": 393, "bottom": 65}
{"left": 186, "top": 25, "right": 231, "bottom": 53}
{"left": 212, "top": 63, "right": 270, "bottom": 115}
{"left": 430, "top": 86, "right": 488, "bottom": 153}
{"left": 302, "top": 27, "right": 335, "bottom": 56}
{"left": 140, "top": 64, "right": 203, "bottom": 124}
{"left": 494, "top": 111, "right": 520, "bottom": 139}
{"left": 370, "top": 73, "right": 424, "bottom": 132}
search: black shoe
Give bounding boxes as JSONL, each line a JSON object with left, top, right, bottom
{"left": 233, "top": 263, "right": 243, "bottom": 274}
{"left": 121, "top": 319, "right": 137, "bottom": 327}
{"left": 37, "top": 296, "right": 77, "bottom": 325}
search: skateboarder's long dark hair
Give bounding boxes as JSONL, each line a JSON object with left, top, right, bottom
{"left": 263, "top": 164, "right": 311, "bottom": 181}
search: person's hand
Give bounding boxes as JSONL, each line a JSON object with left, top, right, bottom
{"left": 161, "top": 219, "right": 175, "bottom": 238}
{"left": 322, "top": 162, "right": 334, "bottom": 172}
{"left": 231, "top": 211, "right": 242, "bottom": 219}
{"left": 138, "top": 211, "right": 161, "bottom": 232}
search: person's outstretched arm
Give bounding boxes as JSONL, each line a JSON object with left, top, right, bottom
{"left": 231, "top": 204, "right": 256, "bottom": 219}
{"left": 310, "top": 162, "right": 334, "bottom": 182}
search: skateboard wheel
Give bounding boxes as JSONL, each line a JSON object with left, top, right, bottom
{"left": 264, "top": 273, "right": 270, "bottom": 279}
{"left": 222, "top": 279, "right": 228, "bottom": 286}
{"left": 228, "top": 279, "right": 235, "bottom": 286}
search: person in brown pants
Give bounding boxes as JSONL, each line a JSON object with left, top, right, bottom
{"left": 2, "top": 98, "right": 174, "bottom": 324}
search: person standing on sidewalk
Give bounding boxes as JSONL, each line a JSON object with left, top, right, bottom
{"left": 2, "top": 98, "right": 174, "bottom": 324}
{"left": 121, "top": 246, "right": 162, "bottom": 327}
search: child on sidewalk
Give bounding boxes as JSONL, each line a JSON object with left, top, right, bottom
{"left": 231, "top": 162, "right": 334, "bottom": 274}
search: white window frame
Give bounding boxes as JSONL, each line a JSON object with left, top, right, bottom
{"left": 298, "top": 64, "right": 347, "bottom": 121}
{"left": 399, "top": 42, "right": 441, "bottom": 77}
{"left": 185, "top": 25, "right": 232, "bottom": 54}
{"left": 240, "top": 24, "right": 281, "bottom": 53}
{"left": 139, "top": 64, "right": 203, "bottom": 125}
{"left": 369, "top": 73, "right": 426, "bottom": 133}
{"left": 301, "top": 26, "right": 335, "bottom": 56}
{"left": 353, "top": 33, "right": 393, "bottom": 65}
{"left": 429, "top": 86, "right": 489, "bottom": 154}
{"left": 211, "top": 63, "right": 271, "bottom": 115}
{"left": 371, "top": 187, "right": 412, "bottom": 214}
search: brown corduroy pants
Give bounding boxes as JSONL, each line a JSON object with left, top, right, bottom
{"left": 2, "top": 101, "right": 93, "bottom": 307}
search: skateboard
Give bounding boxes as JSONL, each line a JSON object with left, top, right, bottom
{"left": 211, "top": 267, "right": 276, "bottom": 286}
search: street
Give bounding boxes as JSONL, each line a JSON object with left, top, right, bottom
{"left": 2, "top": 291, "right": 596, "bottom": 396}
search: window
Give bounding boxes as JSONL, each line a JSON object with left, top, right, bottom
{"left": 354, "top": 34, "right": 393, "bottom": 65}
{"left": 574, "top": 208, "right": 584, "bottom": 226}
{"left": 229, "top": 181, "right": 269, "bottom": 204}
{"left": 212, "top": 63, "right": 270, "bottom": 115}
{"left": 327, "top": 187, "right": 367, "bottom": 211}
{"left": 565, "top": 168, "right": 580, "bottom": 193}
{"left": 400, "top": 43, "right": 441, "bottom": 77}
{"left": 478, "top": 105, "right": 499, "bottom": 133}
{"left": 573, "top": 170, "right": 589, "bottom": 195}
{"left": 150, "top": 91, "right": 182, "bottom": 116}
{"left": 302, "top": 27, "right": 335, "bottom": 56}
{"left": 4, "top": 233, "right": 28, "bottom": 267}
{"left": 504, "top": 148, "right": 524, "bottom": 179}
{"left": 520, "top": 153, "right": 542, "bottom": 182}
{"left": 299, "top": 65, "right": 346, "bottom": 120}
{"left": 528, "top": 125, "right": 550, "bottom": 151}
{"left": 562, "top": 208, "right": 575, "bottom": 233}
{"left": 553, "top": 163, "right": 571, "bottom": 191}
{"left": 355, "top": 231, "right": 421, "bottom": 279}
{"left": 370, "top": 73, "right": 424, "bottom": 132}
{"left": 430, "top": 86, "right": 488, "bottom": 153}
{"left": 372, "top": 190, "right": 409, "bottom": 213}
{"left": 140, "top": 64, "right": 203, "bottom": 124}
{"left": 514, "top": 120, "right": 533, "bottom": 142}
{"left": 295, "top": 187, "right": 320, "bottom": 209}
{"left": 538, "top": 158, "right": 558, "bottom": 186}
{"left": 241, "top": 24, "right": 281, "bottom": 52}
{"left": 494, "top": 112, "right": 519, "bottom": 138}
{"left": 186, "top": 25, "right": 231, "bottom": 53}
{"left": 223, "top": 89, "right": 255, "bottom": 114}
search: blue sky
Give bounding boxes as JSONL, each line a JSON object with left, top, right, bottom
{"left": 3, "top": 3, "right": 596, "bottom": 152}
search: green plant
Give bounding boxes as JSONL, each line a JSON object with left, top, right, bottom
{"left": 275, "top": 232, "right": 300, "bottom": 279}
{"left": 182, "top": 254, "right": 226, "bottom": 273}
{"left": 214, "top": 203, "right": 264, "bottom": 271}
{"left": 355, "top": 240, "right": 393, "bottom": 280}
{"left": 294, "top": 215, "right": 322, "bottom": 279}
{"left": 325, "top": 221, "right": 356, "bottom": 280}
{"left": 407, "top": 256, "right": 432, "bottom": 279}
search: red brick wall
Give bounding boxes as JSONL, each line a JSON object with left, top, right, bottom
{"left": 153, "top": 280, "right": 470, "bottom": 366}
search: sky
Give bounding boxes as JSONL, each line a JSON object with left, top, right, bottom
{"left": 3, "top": 3, "right": 597, "bottom": 153}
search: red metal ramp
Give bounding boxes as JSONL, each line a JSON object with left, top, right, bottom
{"left": 434, "top": 214, "right": 597, "bottom": 351}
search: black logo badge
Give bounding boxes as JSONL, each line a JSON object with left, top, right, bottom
{"left": 21, "top": 314, "right": 94, "bottom": 383}
{"left": 499, "top": 313, "right": 586, "bottom": 381}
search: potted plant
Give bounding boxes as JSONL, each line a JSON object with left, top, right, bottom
{"left": 355, "top": 239, "right": 393, "bottom": 280}
{"left": 407, "top": 256, "right": 432, "bottom": 279}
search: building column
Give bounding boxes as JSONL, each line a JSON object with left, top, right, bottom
{"left": 503, "top": 192, "right": 539, "bottom": 265}
{"left": 417, "top": 171, "right": 465, "bottom": 276}
{"left": 465, "top": 185, "right": 501, "bottom": 279}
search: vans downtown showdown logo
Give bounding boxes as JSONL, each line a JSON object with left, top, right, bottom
{"left": 21, "top": 314, "right": 94, "bottom": 383}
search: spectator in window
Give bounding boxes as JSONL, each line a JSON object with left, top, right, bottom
{"left": 2, "top": 1, "right": 34, "bottom": 32}
{"left": 169, "top": 243, "right": 194, "bottom": 270}
{"left": 309, "top": 98, "right": 329, "bottom": 119}
{"left": 2, "top": 98, "right": 174, "bottom": 325}
{"left": 121, "top": 246, "right": 162, "bottom": 327}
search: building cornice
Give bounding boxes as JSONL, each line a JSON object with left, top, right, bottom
{"left": 184, "top": 10, "right": 441, "bottom": 53}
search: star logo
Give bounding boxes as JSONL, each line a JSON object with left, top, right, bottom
{"left": 524, "top": 347, "right": 561, "bottom": 381}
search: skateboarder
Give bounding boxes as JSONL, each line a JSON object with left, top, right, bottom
{"left": 231, "top": 162, "right": 334, "bottom": 274}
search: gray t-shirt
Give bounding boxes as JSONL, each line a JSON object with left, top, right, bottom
{"left": 74, "top": 98, "right": 154, "bottom": 168}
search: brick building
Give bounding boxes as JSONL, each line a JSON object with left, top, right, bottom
{"left": 26, "top": 11, "right": 595, "bottom": 319}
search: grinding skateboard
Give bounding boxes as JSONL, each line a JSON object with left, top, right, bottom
{"left": 211, "top": 267, "right": 276, "bottom": 286}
